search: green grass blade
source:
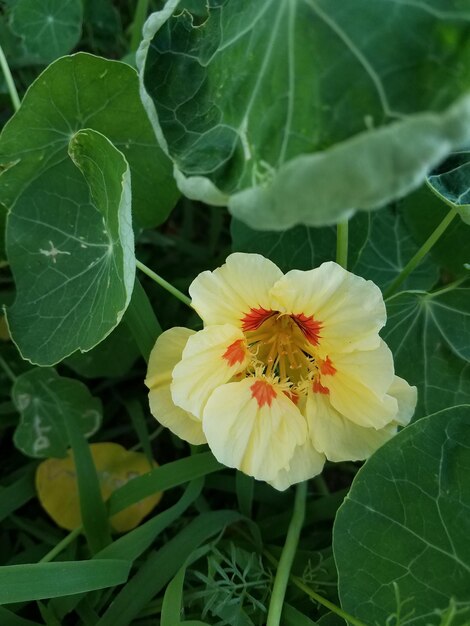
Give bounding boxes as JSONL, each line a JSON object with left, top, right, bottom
{"left": 0, "top": 560, "right": 131, "bottom": 603}
{"left": 51, "top": 480, "right": 203, "bottom": 619}
{"left": 235, "top": 471, "right": 254, "bottom": 518}
{"left": 97, "top": 511, "right": 244, "bottom": 626}
{"left": 124, "top": 279, "right": 162, "bottom": 362}
{"left": 0, "top": 606, "right": 43, "bottom": 626}
{"left": 63, "top": 415, "right": 111, "bottom": 553}
{"left": 161, "top": 567, "right": 185, "bottom": 626}
{"left": 0, "top": 467, "right": 35, "bottom": 523}
{"left": 124, "top": 398, "right": 153, "bottom": 465}
{"left": 108, "top": 452, "right": 222, "bottom": 515}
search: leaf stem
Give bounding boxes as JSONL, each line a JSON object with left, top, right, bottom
{"left": 130, "top": 0, "right": 150, "bottom": 52}
{"left": 0, "top": 355, "right": 17, "bottom": 383}
{"left": 290, "top": 574, "right": 368, "bottom": 626}
{"left": 262, "top": 545, "right": 367, "bottom": 626}
{"left": 266, "top": 481, "right": 307, "bottom": 626}
{"left": 384, "top": 206, "right": 458, "bottom": 299}
{"left": 0, "top": 43, "right": 20, "bottom": 112}
{"left": 136, "top": 259, "right": 192, "bottom": 308}
{"left": 336, "top": 220, "right": 349, "bottom": 269}
{"left": 39, "top": 526, "right": 83, "bottom": 563}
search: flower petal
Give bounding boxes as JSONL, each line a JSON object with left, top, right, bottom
{"left": 326, "top": 342, "right": 398, "bottom": 428}
{"left": 328, "top": 341, "right": 395, "bottom": 399}
{"left": 189, "top": 252, "right": 283, "bottom": 327}
{"left": 270, "top": 261, "right": 386, "bottom": 353}
{"left": 387, "top": 376, "right": 417, "bottom": 426}
{"left": 202, "top": 378, "right": 307, "bottom": 482}
{"left": 269, "top": 440, "right": 325, "bottom": 491}
{"left": 145, "top": 327, "right": 206, "bottom": 445}
{"left": 171, "top": 324, "right": 249, "bottom": 418}
{"left": 307, "top": 391, "right": 396, "bottom": 462}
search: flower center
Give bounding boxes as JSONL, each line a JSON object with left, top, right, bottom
{"left": 245, "top": 312, "right": 318, "bottom": 382}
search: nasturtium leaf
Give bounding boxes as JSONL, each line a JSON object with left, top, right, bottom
{"left": 334, "top": 406, "right": 470, "bottom": 625}
{"left": 6, "top": 129, "right": 135, "bottom": 366}
{"left": 36, "top": 442, "right": 162, "bottom": 533}
{"left": 353, "top": 208, "right": 439, "bottom": 292}
{"left": 402, "top": 185, "right": 470, "bottom": 277}
{"left": 428, "top": 150, "right": 470, "bottom": 224}
{"left": 139, "top": 1, "right": 470, "bottom": 228}
{"left": 9, "top": 0, "right": 83, "bottom": 64}
{"left": 65, "top": 319, "right": 140, "bottom": 379}
{"left": 231, "top": 213, "right": 368, "bottom": 272}
{"left": 384, "top": 288, "right": 470, "bottom": 417}
{"left": 12, "top": 368, "right": 101, "bottom": 459}
{"left": 0, "top": 52, "right": 178, "bottom": 228}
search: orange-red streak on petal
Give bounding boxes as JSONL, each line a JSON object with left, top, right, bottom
{"left": 241, "top": 307, "right": 275, "bottom": 331}
{"left": 250, "top": 380, "right": 277, "bottom": 408}
{"left": 292, "top": 313, "right": 322, "bottom": 346}
{"left": 222, "top": 339, "right": 246, "bottom": 367}
{"left": 313, "top": 380, "right": 329, "bottom": 395}
{"left": 284, "top": 390, "right": 299, "bottom": 405}
{"left": 320, "top": 356, "right": 336, "bottom": 376}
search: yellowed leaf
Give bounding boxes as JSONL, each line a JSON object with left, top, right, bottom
{"left": 36, "top": 442, "right": 162, "bottom": 533}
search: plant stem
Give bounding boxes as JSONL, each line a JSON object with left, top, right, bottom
{"left": 136, "top": 259, "right": 192, "bottom": 308}
{"left": 130, "top": 0, "right": 150, "bottom": 52}
{"left": 384, "top": 206, "right": 458, "bottom": 299}
{"left": 39, "top": 527, "right": 83, "bottom": 563}
{"left": 0, "top": 43, "right": 20, "bottom": 112}
{"left": 0, "top": 355, "right": 17, "bottom": 383}
{"left": 266, "top": 481, "right": 307, "bottom": 626}
{"left": 336, "top": 220, "right": 349, "bottom": 269}
{"left": 291, "top": 574, "right": 368, "bottom": 626}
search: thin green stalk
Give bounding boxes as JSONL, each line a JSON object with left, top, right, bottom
{"left": 266, "top": 481, "right": 307, "bottom": 626}
{"left": 136, "top": 259, "right": 192, "bottom": 308}
{"left": 291, "top": 574, "right": 368, "bottom": 626}
{"left": 130, "top": 0, "right": 150, "bottom": 52}
{"left": 40, "top": 527, "right": 82, "bottom": 563}
{"left": 336, "top": 220, "right": 349, "bottom": 269}
{"left": 262, "top": 547, "right": 367, "bottom": 626}
{"left": 384, "top": 206, "right": 458, "bottom": 299}
{"left": 0, "top": 43, "right": 20, "bottom": 111}
{"left": 0, "top": 355, "right": 17, "bottom": 383}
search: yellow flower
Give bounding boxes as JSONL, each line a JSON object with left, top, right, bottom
{"left": 145, "top": 253, "right": 417, "bottom": 491}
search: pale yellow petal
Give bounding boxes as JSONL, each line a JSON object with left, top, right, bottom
{"left": 387, "top": 376, "right": 417, "bottom": 426}
{"left": 328, "top": 341, "right": 395, "bottom": 400}
{"left": 202, "top": 378, "right": 307, "bottom": 482}
{"left": 269, "top": 440, "right": 325, "bottom": 491}
{"left": 149, "top": 386, "right": 206, "bottom": 445}
{"left": 189, "top": 253, "right": 283, "bottom": 327}
{"left": 171, "top": 324, "right": 250, "bottom": 418}
{"left": 270, "top": 262, "right": 386, "bottom": 353}
{"left": 145, "top": 327, "right": 205, "bottom": 445}
{"left": 307, "top": 391, "right": 397, "bottom": 462}
{"left": 145, "top": 327, "right": 194, "bottom": 389}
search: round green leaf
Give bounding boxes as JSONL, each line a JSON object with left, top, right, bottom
{"left": 402, "top": 185, "right": 470, "bottom": 277}
{"left": 6, "top": 129, "right": 135, "bottom": 365}
{"left": 12, "top": 367, "right": 102, "bottom": 459}
{"left": 0, "top": 52, "right": 178, "bottom": 228}
{"left": 334, "top": 406, "right": 470, "bottom": 625}
{"left": 384, "top": 288, "right": 470, "bottom": 418}
{"left": 353, "top": 208, "right": 439, "bottom": 292}
{"left": 428, "top": 149, "right": 470, "bottom": 225}
{"left": 139, "top": 1, "right": 470, "bottom": 228}
{"left": 10, "top": 0, "right": 83, "bottom": 64}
